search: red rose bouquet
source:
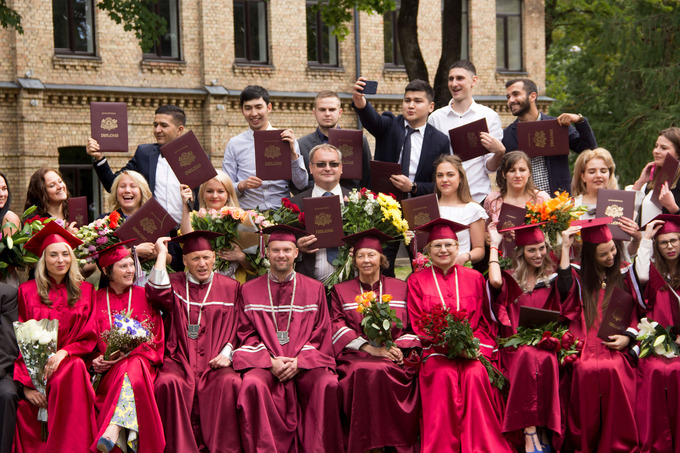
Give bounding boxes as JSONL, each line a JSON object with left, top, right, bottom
{"left": 496, "top": 321, "right": 582, "bottom": 365}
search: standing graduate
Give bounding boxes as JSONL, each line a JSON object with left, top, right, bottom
{"left": 13, "top": 221, "right": 98, "bottom": 453}
{"left": 330, "top": 229, "right": 420, "bottom": 453}
{"left": 557, "top": 217, "right": 642, "bottom": 452}
{"left": 146, "top": 231, "right": 242, "bottom": 453}
{"left": 233, "top": 225, "right": 343, "bottom": 453}
{"left": 91, "top": 240, "right": 165, "bottom": 453}
{"left": 407, "top": 218, "right": 512, "bottom": 453}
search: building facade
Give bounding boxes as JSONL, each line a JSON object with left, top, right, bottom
{"left": 0, "top": 0, "right": 546, "bottom": 216}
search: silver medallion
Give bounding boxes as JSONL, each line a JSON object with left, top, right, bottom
{"left": 277, "top": 331, "right": 289, "bottom": 345}
{"left": 188, "top": 324, "right": 200, "bottom": 340}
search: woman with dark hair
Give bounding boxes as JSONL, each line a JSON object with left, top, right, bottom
{"left": 91, "top": 240, "right": 165, "bottom": 453}
{"left": 633, "top": 214, "right": 680, "bottom": 452}
{"left": 24, "top": 168, "right": 73, "bottom": 228}
{"left": 0, "top": 172, "right": 20, "bottom": 235}
{"left": 330, "top": 229, "right": 420, "bottom": 453}
{"left": 13, "top": 221, "right": 98, "bottom": 452}
{"left": 557, "top": 218, "right": 642, "bottom": 452}
{"left": 488, "top": 222, "right": 571, "bottom": 452}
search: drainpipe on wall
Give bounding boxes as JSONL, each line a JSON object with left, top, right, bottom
{"left": 354, "top": 7, "right": 362, "bottom": 130}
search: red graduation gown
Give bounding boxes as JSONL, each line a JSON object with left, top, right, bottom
{"left": 407, "top": 265, "right": 513, "bottom": 453}
{"left": 491, "top": 271, "right": 572, "bottom": 447}
{"left": 91, "top": 285, "right": 165, "bottom": 453}
{"left": 13, "top": 280, "right": 98, "bottom": 453}
{"left": 330, "top": 275, "right": 420, "bottom": 453}
{"left": 233, "top": 272, "right": 343, "bottom": 453}
{"left": 636, "top": 265, "right": 680, "bottom": 453}
{"left": 146, "top": 271, "right": 242, "bottom": 453}
{"left": 559, "top": 266, "right": 642, "bottom": 453}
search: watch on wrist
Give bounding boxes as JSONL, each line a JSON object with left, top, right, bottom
{"left": 410, "top": 182, "right": 417, "bottom": 194}
{"left": 576, "top": 113, "right": 584, "bottom": 123}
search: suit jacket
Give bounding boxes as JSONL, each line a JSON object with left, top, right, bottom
{"left": 290, "top": 187, "right": 350, "bottom": 279}
{"left": 352, "top": 100, "right": 450, "bottom": 196}
{"left": 297, "top": 128, "right": 372, "bottom": 192}
{"left": 0, "top": 283, "right": 18, "bottom": 380}
{"left": 502, "top": 115, "right": 597, "bottom": 195}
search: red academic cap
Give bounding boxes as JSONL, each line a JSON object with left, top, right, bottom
{"left": 170, "top": 230, "right": 223, "bottom": 254}
{"left": 24, "top": 221, "right": 83, "bottom": 257}
{"left": 342, "top": 228, "right": 393, "bottom": 253}
{"left": 261, "top": 224, "right": 307, "bottom": 245}
{"left": 499, "top": 222, "right": 546, "bottom": 246}
{"left": 413, "top": 218, "right": 468, "bottom": 244}
{"left": 96, "top": 239, "right": 136, "bottom": 268}
{"left": 571, "top": 217, "right": 614, "bottom": 244}
{"left": 640, "top": 214, "right": 680, "bottom": 237}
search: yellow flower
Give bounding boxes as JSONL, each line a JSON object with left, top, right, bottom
{"left": 382, "top": 294, "right": 393, "bottom": 303}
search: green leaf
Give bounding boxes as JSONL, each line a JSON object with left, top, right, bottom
{"left": 382, "top": 319, "right": 390, "bottom": 331}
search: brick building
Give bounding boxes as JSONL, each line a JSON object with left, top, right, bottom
{"left": 0, "top": 0, "right": 546, "bottom": 217}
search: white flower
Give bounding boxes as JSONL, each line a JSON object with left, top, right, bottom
{"left": 364, "top": 203, "right": 375, "bottom": 216}
{"left": 37, "top": 332, "right": 53, "bottom": 345}
{"left": 637, "top": 318, "right": 658, "bottom": 340}
{"left": 348, "top": 190, "right": 360, "bottom": 203}
{"left": 654, "top": 341, "right": 677, "bottom": 359}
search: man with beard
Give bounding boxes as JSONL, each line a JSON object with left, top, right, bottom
{"left": 502, "top": 78, "right": 597, "bottom": 195}
{"left": 233, "top": 224, "right": 343, "bottom": 452}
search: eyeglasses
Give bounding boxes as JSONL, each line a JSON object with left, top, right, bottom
{"left": 430, "top": 243, "right": 457, "bottom": 251}
{"left": 658, "top": 238, "right": 680, "bottom": 249}
{"left": 311, "top": 161, "right": 341, "bottom": 168}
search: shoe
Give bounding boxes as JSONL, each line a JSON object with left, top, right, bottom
{"left": 524, "top": 429, "right": 544, "bottom": 453}
{"left": 96, "top": 436, "right": 115, "bottom": 453}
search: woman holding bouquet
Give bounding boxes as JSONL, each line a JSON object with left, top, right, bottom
{"left": 91, "top": 241, "right": 165, "bottom": 453}
{"left": 488, "top": 222, "right": 571, "bottom": 452}
{"left": 633, "top": 214, "right": 680, "bottom": 452}
{"left": 13, "top": 221, "right": 98, "bottom": 452}
{"left": 330, "top": 229, "right": 420, "bottom": 453}
{"left": 557, "top": 217, "right": 642, "bottom": 452}
{"left": 407, "top": 218, "right": 512, "bottom": 453}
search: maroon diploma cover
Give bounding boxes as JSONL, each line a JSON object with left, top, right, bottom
{"left": 597, "top": 286, "right": 635, "bottom": 341}
{"left": 518, "top": 120, "right": 569, "bottom": 157}
{"left": 401, "top": 194, "right": 439, "bottom": 252}
{"left": 302, "top": 195, "right": 343, "bottom": 249}
{"left": 651, "top": 153, "right": 680, "bottom": 209}
{"left": 595, "top": 189, "right": 636, "bottom": 241}
{"left": 328, "top": 129, "right": 363, "bottom": 180}
{"left": 254, "top": 130, "right": 292, "bottom": 180}
{"left": 115, "top": 198, "right": 176, "bottom": 246}
{"left": 498, "top": 203, "right": 528, "bottom": 250}
{"left": 369, "top": 161, "right": 403, "bottom": 201}
{"left": 519, "top": 306, "right": 562, "bottom": 328}
{"left": 68, "top": 196, "right": 89, "bottom": 227}
{"left": 448, "top": 118, "right": 489, "bottom": 162}
{"left": 90, "top": 102, "right": 128, "bottom": 152}
{"left": 160, "top": 131, "right": 217, "bottom": 189}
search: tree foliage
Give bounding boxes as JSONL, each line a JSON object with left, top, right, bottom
{"left": 546, "top": 0, "right": 680, "bottom": 185}
{"left": 0, "top": 0, "right": 23, "bottom": 34}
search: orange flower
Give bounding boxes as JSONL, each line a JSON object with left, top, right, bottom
{"left": 382, "top": 294, "right": 393, "bottom": 303}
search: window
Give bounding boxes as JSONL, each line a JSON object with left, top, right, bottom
{"left": 234, "top": 0, "right": 269, "bottom": 64}
{"left": 383, "top": 3, "right": 403, "bottom": 67}
{"left": 306, "top": 2, "right": 339, "bottom": 67}
{"left": 143, "top": 0, "right": 181, "bottom": 59}
{"left": 53, "top": 0, "right": 96, "bottom": 55}
{"left": 496, "top": 0, "right": 522, "bottom": 71}
{"left": 59, "top": 147, "right": 102, "bottom": 220}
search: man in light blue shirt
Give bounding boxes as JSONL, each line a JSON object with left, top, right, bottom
{"left": 222, "top": 86, "right": 309, "bottom": 211}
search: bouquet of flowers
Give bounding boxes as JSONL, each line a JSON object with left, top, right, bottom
{"left": 323, "top": 189, "right": 410, "bottom": 289}
{"left": 355, "top": 291, "right": 403, "bottom": 349}
{"left": 415, "top": 305, "right": 506, "bottom": 389}
{"left": 0, "top": 206, "right": 45, "bottom": 278}
{"left": 13, "top": 319, "right": 59, "bottom": 424}
{"left": 265, "top": 198, "right": 305, "bottom": 227}
{"left": 636, "top": 318, "right": 680, "bottom": 359}
{"left": 411, "top": 252, "right": 432, "bottom": 272}
{"left": 92, "top": 310, "right": 153, "bottom": 390}
{"left": 496, "top": 321, "right": 583, "bottom": 365}
{"left": 525, "top": 191, "right": 587, "bottom": 249}
{"left": 74, "top": 211, "right": 124, "bottom": 265}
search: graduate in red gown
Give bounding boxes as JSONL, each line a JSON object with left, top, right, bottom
{"left": 407, "top": 218, "right": 513, "bottom": 453}
{"left": 233, "top": 225, "right": 343, "bottom": 453}
{"left": 13, "top": 221, "right": 98, "bottom": 453}
{"left": 146, "top": 231, "right": 242, "bottom": 453}
{"left": 633, "top": 214, "right": 680, "bottom": 453}
{"left": 557, "top": 217, "right": 642, "bottom": 452}
{"left": 330, "top": 229, "right": 420, "bottom": 453}
{"left": 488, "top": 223, "right": 571, "bottom": 452}
{"left": 91, "top": 240, "right": 165, "bottom": 453}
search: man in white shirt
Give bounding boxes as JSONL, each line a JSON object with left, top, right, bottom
{"left": 428, "top": 60, "right": 506, "bottom": 203}
{"left": 222, "top": 85, "right": 309, "bottom": 211}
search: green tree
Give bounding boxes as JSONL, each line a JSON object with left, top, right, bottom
{"left": 546, "top": 0, "right": 680, "bottom": 185}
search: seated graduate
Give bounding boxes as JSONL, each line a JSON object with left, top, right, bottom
{"left": 146, "top": 231, "right": 242, "bottom": 453}
{"left": 232, "top": 224, "right": 343, "bottom": 452}
{"left": 330, "top": 228, "right": 421, "bottom": 453}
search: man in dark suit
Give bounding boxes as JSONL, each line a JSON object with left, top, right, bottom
{"left": 297, "top": 91, "right": 371, "bottom": 191}
{"left": 290, "top": 144, "right": 350, "bottom": 280}
{"left": 0, "top": 282, "right": 18, "bottom": 453}
{"left": 502, "top": 78, "right": 597, "bottom": 195}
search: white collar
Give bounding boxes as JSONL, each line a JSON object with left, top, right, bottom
{"left": 186, "top": 270, "right": 214, "bottom": 285}
{"left": 312, "top": 184, "right": 343, "bottom": 197}
{"left": 448, "top": 98, "right": 477, "bottom": 116}
{"left": 268, "top": 270, "right": 296, "bottom": 282}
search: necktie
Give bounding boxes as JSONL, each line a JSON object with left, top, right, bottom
{"left": 401, "top": 126, "right": 417, "bottom": 176}
{"left": 322, "top": 191, "right": 339, "bottom": 264}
